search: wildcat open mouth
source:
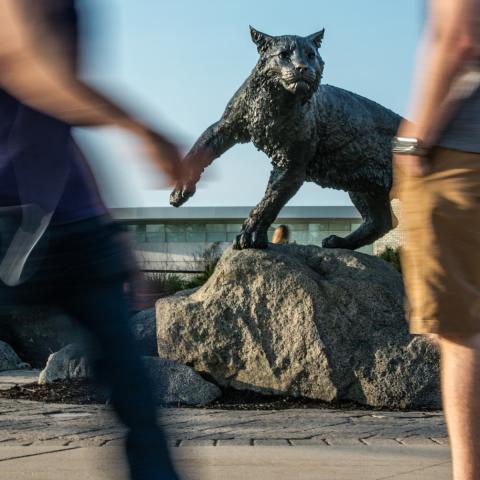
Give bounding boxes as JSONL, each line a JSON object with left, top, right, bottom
{"left": 288, "top": 80, "right": 311, "bottom": 93}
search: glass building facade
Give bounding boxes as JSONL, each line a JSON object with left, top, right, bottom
{"left": 112, "top": 207, "right": 370, "bottom": 272}
{"left": 125, "top": 220, "right": 359, "bottom": 247}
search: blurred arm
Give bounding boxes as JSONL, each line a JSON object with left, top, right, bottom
{"left": 0, "top": 0, "right": 184, "bottom": 183}
{"left": 0, "top": 0, "right": 146, "bottom": 135}
{"left": 400, "top": 0, "right": 480, "bottom": 144}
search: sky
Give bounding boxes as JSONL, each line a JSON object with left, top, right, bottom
{"left": 76, "top": 0, "right": 423, "bottom": 208}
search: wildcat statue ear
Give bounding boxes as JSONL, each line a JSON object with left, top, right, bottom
{"left": 307, "top": 29, "right": 325, "bottom": 49}
{"left": 250, "top": 26, "right": 274, "bottom": 53}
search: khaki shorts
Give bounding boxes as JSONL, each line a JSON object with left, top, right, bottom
{"left": 396, "top": 147, "right": 480, "bottom": 335}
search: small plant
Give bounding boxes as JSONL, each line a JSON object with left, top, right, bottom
{"left": 141, "top": 272, "right": 188, "bottom": 295}
{"left": 184, "top": 243, "right": 222, "bottom": 289}
{"left": 378, "top": 246, "right": 402, "bottom": 273}
{"left": 134, "top": 243, "right": 223, "bottom": 296}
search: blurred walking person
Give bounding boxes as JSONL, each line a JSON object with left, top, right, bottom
{"left": 0, "top": 1, "right": 184, "bottom": 478}
{"left": 394, "top": 1, "right": 480, "bottom": 479}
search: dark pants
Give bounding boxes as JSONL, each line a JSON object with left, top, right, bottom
{"left": 0, "top": 215, "right": 179, "bottom": 480}
{"left": 61, "top": 279, "right": 178, "bottom": 480}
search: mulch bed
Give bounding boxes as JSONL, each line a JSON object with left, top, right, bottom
{"left": 0, "top": 379, "right": 108, "bottom": 405}
{"left": 0, "top": 379, "right": 417, "bottom": 411}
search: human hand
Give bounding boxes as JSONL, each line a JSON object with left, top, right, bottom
{"left": 169, "top": 148, "right": 210, "bottom": 207}
{"left": 140, "top": 128, "right": 185, "bottom": 187}
{"left": 168, "top": 158, "right": 201, "bottom": 207}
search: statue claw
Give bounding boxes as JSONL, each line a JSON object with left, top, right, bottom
{"left": 233, "top": 229, "right": 268, "bottom": 250}
{"left": 322, "top": 234, "right": 347, "bottom": 249}
{"left": 169, "top": 186, "right": 195, "bottom": 207}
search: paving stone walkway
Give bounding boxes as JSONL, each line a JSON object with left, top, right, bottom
{"left": 0, "top": 397, "right": 447, "bottom": 448}
{"left": 0, "top": 369, "right": 448, "bottom": 449}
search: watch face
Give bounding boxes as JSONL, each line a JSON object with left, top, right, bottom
{"left": 392, "top": 137, "right": 427, "bottom": 156}
{"left": 395, "top": 137, "right": 418, "bottom": 147}
{"left": 392, "top": 137, "right": 412, "bottom": 153}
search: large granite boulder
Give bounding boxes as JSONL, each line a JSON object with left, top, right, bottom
{"left": 0, "top": 340, "right": 29, "bottom": 372}
{"left": 156, "top": 244, "right": 440, "bottom": 409}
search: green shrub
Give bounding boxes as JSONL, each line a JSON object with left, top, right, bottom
{"left": 139, "top": 244, "right": 222, "bottom": 295}
{"left": 184, "top": 243, "right": 221, "bottom": 289}
{"left": 142, "top": 272, "right": 188, "bottom": 295}
{"left": 378, "top": 246, "right": 402, "bottom": 273}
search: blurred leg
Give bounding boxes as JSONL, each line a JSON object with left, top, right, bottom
{"left": 62, "top": 279, "right": 179, "bottom": 480}
{"left": 439, "top": 334, "right": 480, "bottom": 480}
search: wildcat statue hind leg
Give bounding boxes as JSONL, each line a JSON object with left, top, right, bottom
{"left": 322, "top": 191, "right": 397, "bottom": 250}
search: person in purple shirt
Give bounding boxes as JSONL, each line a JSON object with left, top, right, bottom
{"left": 0, "top": 1, "right": 186, "bottom": 479}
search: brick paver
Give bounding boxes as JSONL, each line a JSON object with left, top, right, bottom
{"left": 0, "top": 398, "right": 447, "bottom": 448}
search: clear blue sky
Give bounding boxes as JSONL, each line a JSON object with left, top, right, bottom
{"left": 77, "top": 0, "right": 423, "bottom": 208}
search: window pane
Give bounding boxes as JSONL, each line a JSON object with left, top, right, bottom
{"left": 226, "top": 223, "right": 242, "bottom": 233}
{"left": 206, "top": 224, "right": 226, "bottom": 233}
{"left": 146, "top": 232, "right": 165, "bottom": 243}
{"left": 291, "top": 231, "right": 309, "bottom": 244}
{"left": 328, "top": 221, "right": 351, "bottom": 231}
{"left": 133, "top": 224, "right": 146, "bottom": 243}
{"left": 145, "top": 224, "right": 165, "bottom": 243}
{"left": 226, "top": 232, "right": 238, "bottom": 242}
{"left": 166, "top": 224, "right": 186, "bottom": 242}
{"left": 186, "top": 224, "right": 205, "bottom": 233}
{"left": 308, "top": 223, "right": 329, "bottom": 232}
{"left": 207, "top": 232, "right": 226, "bottom": 242}
{"left": 290, "top": 223, "right": 308, "bottom": 231}
{"left": 146, "top": 224, "right": 164, "bottom": 232}
{"left": 186, "top": 224, "right": 206, "bottom": 242}
{"left": 187, "top": 232, "right": 206, "bottom": 242}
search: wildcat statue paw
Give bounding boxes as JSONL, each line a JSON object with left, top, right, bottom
{"left": 170, "top": 185, "right": 196, "bottom": 208}
{"left": 233, "top": 229, "right": 268, "bottom": 250}
{"left": 322, "top": 235, "right": 348, "bottom": 249}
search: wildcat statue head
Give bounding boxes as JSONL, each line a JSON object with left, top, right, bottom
{"left": 250, "top": 26, "right": 325, "bottom": 101}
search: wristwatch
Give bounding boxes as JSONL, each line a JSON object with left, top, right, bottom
{"left": 392, "top": 136, "right": 429, "bottom": 156}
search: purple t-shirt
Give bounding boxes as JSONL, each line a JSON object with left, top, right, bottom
{"left": 0, "top": 0, "right": 106, "bottom": 225}
{"left": 0, "top": 89, "right": 106, "bottom": 224}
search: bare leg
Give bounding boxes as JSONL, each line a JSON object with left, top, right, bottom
{"left": 439, "top": 333, "right": 480, "bottom": 480}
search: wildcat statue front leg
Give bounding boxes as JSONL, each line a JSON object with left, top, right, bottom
{"left": 234, "top": 163, "right": 306, "bottom": 249}
{"left": 170, "top": 120, "right": 243, "bottom": 207}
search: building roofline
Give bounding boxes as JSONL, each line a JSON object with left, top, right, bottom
{"left": 110, "top": 206, "right": 361, "bottom": 221}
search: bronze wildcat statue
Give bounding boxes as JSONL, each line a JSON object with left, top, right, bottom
{"left": 170, "top": 27, "right": 401, "bottom": 250}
